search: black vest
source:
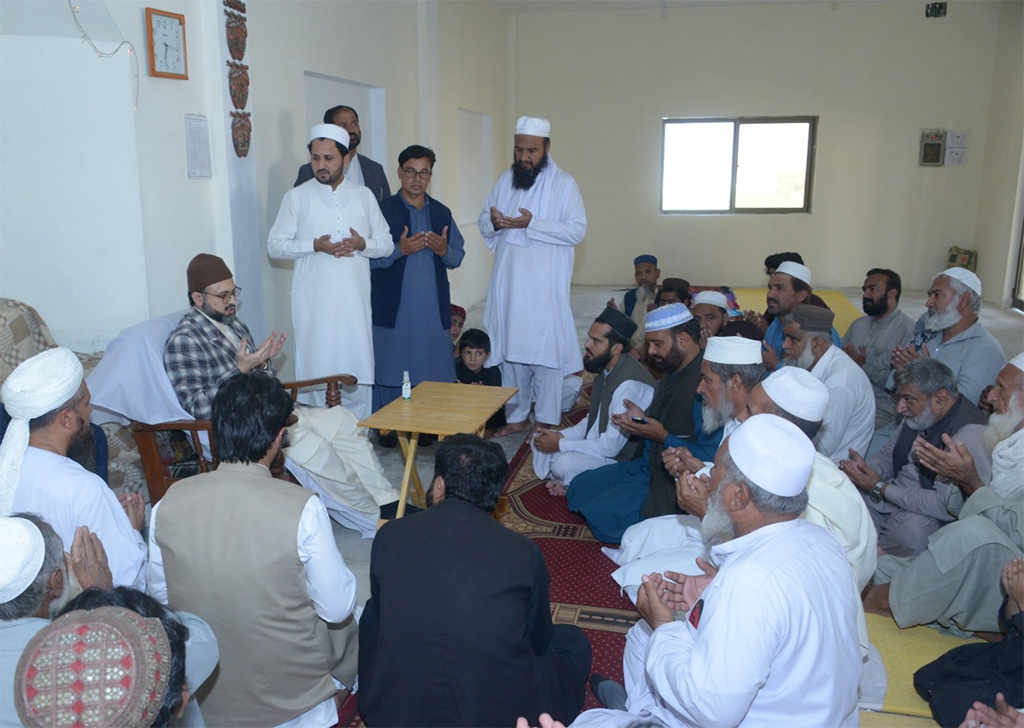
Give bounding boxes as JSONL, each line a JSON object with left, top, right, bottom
{"left": 586, "top": 353, "right": 656, "bottom": 461}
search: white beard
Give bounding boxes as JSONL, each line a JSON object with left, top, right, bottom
{"left": 785, "top": 345, "right": 816, "bottom": 371}
{"left": 905, "top": 405, "right": 939, "bottom": 432}
{"left": 923, "top": 304, "right": 962, "bottom": 332}
{"left": 984, "top": 392, "right": 1024, "bottom": 453}
{"left": 702, "top": 396, "right": 735, "bottom": 434}
{"left": 700, "top": 488, "right": 735, "bottom": 547}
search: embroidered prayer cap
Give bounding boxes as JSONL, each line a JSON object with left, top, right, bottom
{"left": 720, "top": 319, "right": 765, "bottom": 341}
{"left": 761, "top": 367, "right": 829, "bottom": 423}
{"left": 790, "top": 304, "right": 835, "bottom": 333}
{"left": 661, "top": 277, "right": 690, "bottom": 292}
{"left": 0, "top": 347, "right": 84, "bottom": 516}
{"left": 15, "top": 606, "right": 171, "bottom": 728}
{"left": 186, "top": 253, "right": 233, "bottom": 293}
{"left": 596, "top": 306, "right": 638, "bottom": 341}
{"left": 450, "top": 304, "right": 467, "bottom": 320}
{"left": 1011, "top": 352, "right": 1024, "bottom": 373}
{"left": 704, "top": 336, "right": 762, "bottom": 366}
{"left": 633, "top": 254, "right": 658, "bottom": 267}
{"left": 775, "top": 261, "right": 812, "bottom": 286}
{"left": 0, "top": 516, "right": 45, "bottom": 603}
{"left": 309, "top": 123, "right": 350, "bottom": 151}
{"left": 515, "top": 116, "right": 551, "bottom": 138}
{"left": 935, "top": 266, "right": 982, "bottom": 296}
{"left": 645, "top": 303, "right": 693, "bottom": 332}
{"left": 728, "top": 414, "right": 814, "bottom": 497}
{"left": 692, "top": 291, "right": 729, "bottom": 311}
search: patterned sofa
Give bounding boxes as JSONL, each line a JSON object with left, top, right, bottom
{"left": 0, "top": 298, "right": 147, "bottom": 501}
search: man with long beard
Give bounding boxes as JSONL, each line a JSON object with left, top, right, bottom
{"left": 0, "top": 348, "right": 146, "bottom": 589}
{"left": 864, "top": 354, "right": 1024, "bottom": 634}
{"left": 841, "top": 358, "right": 990, "bottom": 557}
{"left": 581, "top": 416, "right": 862, "bottom": 728}
{"left": 478, "top": 116, "right": 587, "bottom": 436}
{"left": 532, "top": 307, "right": 655, "bottom": 497}
{"left": 566, "top": 304, "right": 721, "bottom": 543}
{"left": 890, "top": 267, "right": 1005, "bottom": 405}
{"left": 842, "top": 268, "right": 915, "bottom": 429}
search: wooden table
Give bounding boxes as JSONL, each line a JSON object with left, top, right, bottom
{"left": 358, "top": 381, "right": 517, "bottom": 519}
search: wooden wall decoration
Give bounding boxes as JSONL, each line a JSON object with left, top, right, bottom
{"left": 223, "top": 0, "right": 250, "bottom": 158}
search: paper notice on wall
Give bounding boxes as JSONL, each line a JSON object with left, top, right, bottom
{"left": 185, "top": 114, "right": 213, "bottom": 178}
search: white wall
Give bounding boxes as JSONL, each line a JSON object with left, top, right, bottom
{"left": 511, "top": 1, "right": 1013, "bottom": 292}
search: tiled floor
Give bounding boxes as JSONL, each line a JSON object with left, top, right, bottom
{"left": 334, "top": 285, "right": 1024, "bottom": 606}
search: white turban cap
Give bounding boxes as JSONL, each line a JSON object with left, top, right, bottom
{"left": 761, "top": 366, "right": 829, "bottom": 423}
{"left": 515, "top": 116, "right": 551, "bottom": 137}
{"left": 692, "top": 291, "right": 729, "bottom": 310}
{"left": 936, "top": 266, "right": 982, "bottom": 296}
{"left": 0, "top": 516, "right": 45, "bottom": 603}
{"left": 1010, "top": 352, "right": 1024, "bottom": 373}
{"left": 0, "top": 347, "right": 83, "bottom": 515}
{"left": 645, "top": 303, "right": 693, "bottom": 332}
{"left": 775, "top": 261, "right": 812, "bottom": 285}
{"left": 729, "top": 414, "right": 815, "bottom": 497}
{"left": 704, "top": 336, "right": 762, "bottom": 365}
{"left": 309, "top": 123, "right": 350, "bottom": 150}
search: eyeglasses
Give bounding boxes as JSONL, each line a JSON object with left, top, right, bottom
{"left": 402, "top": 168, "right": 433, "bottom": 179}
{"left": 204, "top": 287, "right": 241, "bottom": 301}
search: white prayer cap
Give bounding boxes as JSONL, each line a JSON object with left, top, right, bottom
{"left": 705, "top": 336, "right": 762, "bottom": 365}
{"left": 0, "top": 347, "right": 83, "bottom": 516}
{"left": 692, "top": 291, "right": 729, "bottom": 310}
{"left": 309, "top": 123, "right": 350, "bottom": 150}
{"left": 515, "top": 116, "right": 551, "bottom": 138}
{"left": 775, "top": 261, "right": 812, "bottom": 286}
{"left": 1010, "top": 352, "right": 1024, "bottom": 373}
{"left": 645, "top": 303, "right": 693, "bottom": 332}
{"left": 0, "top": 516, "right": 45, "bottom": 603}
{"left": 728, "top": 414, "right": 814, "bottom": 497}
{"left": 935, "top": 266, "right": 982, "bottom": 296}
{"left": 761, "top": 367, "right": 829, "bottom": 423}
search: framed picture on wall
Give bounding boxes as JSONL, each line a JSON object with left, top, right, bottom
{"left": 146, "top": 7, "right": 188, "bottom": 80}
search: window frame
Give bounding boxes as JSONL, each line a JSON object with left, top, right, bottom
{"left": 659, "top": 115, "right": 818, "bottom": 215}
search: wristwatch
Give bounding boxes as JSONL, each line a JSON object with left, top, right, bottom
{"left": 869, "top": 481, "right": 886, "bottom": 503}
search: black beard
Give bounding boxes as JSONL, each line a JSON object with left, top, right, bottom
{"left": 202, "top": 300, "right": 236, "bottom": 325}
{"left": 510, "top": 153, "right": 548, "bottom": 190}
{"left": 650, "top": 344, "right": 684, "bottom": 373}
{"left": 862, "top": 297, "right": 888, "bottom": 317}
{"left": 66, "top": 421, "right": 97, "bottom": 473}
{"left": 583, "top": 349, "right": 613, "bottom": 374}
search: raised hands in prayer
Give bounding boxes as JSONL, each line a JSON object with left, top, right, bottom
{"left": 490, "top": 206, "right": 533, "bottom": 230}
{"left": 891, "top": 342, "right": 930, "bottom": 370}
{"left": 313, "top": 228, "right": 366, "bottom": 257}
{"left": 636, "top": 572, "right": 676, "bottom": 630}
{"left": 663, "top": 445, "right": 704, "bottom": 481}
{"left": 237, "top": 330, "right": 286, "bottom": 374}
{"left": 117, "top": 492, "right": 145, "bottom": 532}
{"left": 675, "top": 470, "right": 710, "bottom": 517}
{"left": 761, "top": 340, "right": 779, "bottom": 370}
{"left": 958, "top": 693, "right": 1024, "bottom": 728}
{"left": 912, "top": 433, "right": 984, "bottom": 496}
{"left": 838, "top": 448, "right": 882, "bottom": 493}
{"left": 660, "top": 560, "right": 718, "bottom": 611}
{"left": 1003, "top": 558, "right": 1024, "bottom": 620}
{"left": 610, "top": 399, "right": 668, "bottom": 444}
{"left": 743, "top": 310, "right": 768, "bottom": 335}
{"left": 533, "top": 427, "right": 563, "bottom": 454}
{"left": 516, "top": 714, "right": 566, "bottom": 728}
{"left": 842, "top": 342, "right": 867, "bottom": 367}
{"left": 70, "top": 526, "right": 113, "bottom": 591}
{"left": 397, "top": 225, "right": 449, "bottom": 257}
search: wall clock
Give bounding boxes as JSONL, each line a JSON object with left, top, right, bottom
{"left": 146, "top": 8, "right": 188, "bottom": 79}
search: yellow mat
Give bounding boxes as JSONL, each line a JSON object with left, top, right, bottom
{"left": 860, "top": 710, "right": 938, "bottom": 727}
{"left": 730, "top": 287, "right": 862, "bottom": 338}
{"left": 867, "top": 613, "right": 982, "bottom": 719}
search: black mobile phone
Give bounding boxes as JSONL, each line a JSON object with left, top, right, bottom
{"left": 631, "top": 416, "right": 648, "bottom": 425}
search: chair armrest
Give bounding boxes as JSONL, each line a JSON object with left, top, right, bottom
{"left": 281, "top": 374, "right": 357, "bottom": 409}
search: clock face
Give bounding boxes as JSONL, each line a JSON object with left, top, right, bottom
{"left": 148, "top": 10, "right": 187, "bottom": 78}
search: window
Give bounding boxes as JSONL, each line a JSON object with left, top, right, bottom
{"left": 661, "top": 117, "right": 816, "bottom": 214}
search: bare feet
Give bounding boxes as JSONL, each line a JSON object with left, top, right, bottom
{"left": 544, "top": 480, "right": 567, "bottom": 497}
{"left": 862, "top": 582, "right": 893, "bottom": 618}
{"left": 1002, "top": 557, "right": 1024, "bottom": 619}
{"left": 493, "top": 420, "right": 534, "bottom": 438}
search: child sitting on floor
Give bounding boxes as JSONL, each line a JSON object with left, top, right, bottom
{"left": 455, "top": 328, "right": 506, "bottom": 434}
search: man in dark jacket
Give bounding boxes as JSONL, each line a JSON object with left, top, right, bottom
{"left": 293, "top": 105, "right": 390, "bottom": 203}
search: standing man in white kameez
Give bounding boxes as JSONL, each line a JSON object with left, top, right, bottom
{"left": 269, "top": 124, "right": 394, "bottom": 419}
{"left": 478, "top": 116, "right": 587, "bottom": 436}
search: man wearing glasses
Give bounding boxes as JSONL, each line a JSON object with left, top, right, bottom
{"left": 293, "top": 105, "right": 391, "bottom": 204}
{"left": 369, "top": 146, "right": 465, "bottom": 444}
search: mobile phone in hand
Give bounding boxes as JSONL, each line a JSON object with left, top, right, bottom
{"left": 631, "top": 416, "right": 648, "bottom": 425}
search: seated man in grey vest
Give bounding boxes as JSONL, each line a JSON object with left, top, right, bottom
{"left": 533, "top": 307, "right": 655, "bottom": 497}
{"left": 840, "top": 358, "right": 990, "bottom": 557}
{"left": 148, "top": 371, "right": 359, "bottom": 728}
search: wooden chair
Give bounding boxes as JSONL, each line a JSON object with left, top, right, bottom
{"left": 131, "top": 374, "right": 355, "bottom": 505}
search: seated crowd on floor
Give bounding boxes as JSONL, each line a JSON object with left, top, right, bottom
{"left": 1, "top": 107, "right": 1021, "bottom": 728}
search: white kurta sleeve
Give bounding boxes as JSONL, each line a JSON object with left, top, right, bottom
{"left": 146, "top": 500, "right": 168, "bottom": 605}
{"left": 560, "top": 380, "right": 655, "bottom": 460}
{"left": 526, "top": 176, "right": 587, "bottom": 247}
{"left": 298, "top": 497, "right": 357, "bottom": 623}
{"left": 358, "top": 195, "right": 395, "bottom": 259}
{"left": 477, "top": 185, "right": 502, "bottom": 243}
{"left": 267, "top": 190, "right": 316, "bottom": 260}
{"left": 814, "top": 384, "right": 857, "bottom": 461}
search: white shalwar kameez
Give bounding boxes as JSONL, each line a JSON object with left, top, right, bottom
{"left": 478, "top": 157, "right": 586, "bottom": 425}
{"left": 573, "top": 520, "right": 862, "bottom": 728}
{"left": 268, "top": 178, "right": 394, "bottom": 419}
{"left": 532, "top": 378, "right": 654, "bottom": 486}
